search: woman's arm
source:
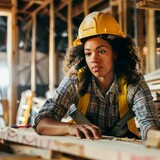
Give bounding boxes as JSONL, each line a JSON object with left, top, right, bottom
{"left": 131, "top": 76, "right": 160, "bottom": 139}
{"left": 36, "top": 117, "right": 102, "bottom": 139}
{"left": 36, "top": 117, "right": 71, "bottom": 135}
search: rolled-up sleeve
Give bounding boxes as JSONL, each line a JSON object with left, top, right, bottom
{"left": 33, "top": 76, "right": 78, "bottom": 128}
{"left": 132, "top": 78, "right": 160, "bottom": 139}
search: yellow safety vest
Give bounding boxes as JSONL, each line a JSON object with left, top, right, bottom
{"left": 77, "top": 78, "right": 140, "bottom": 138}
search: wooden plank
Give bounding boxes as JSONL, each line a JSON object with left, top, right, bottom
{"left": 147, "top": 84, "right": 160, "bottom": 92}
{"left": 0, "top": 143, "right": 78, "bottom": 160}
{"left": 145, "top": 10, "right": 156, "bottom": 72}
{"left": 0, "top": 155, "right": 42, "bottom": 160}
{"left": 67, "top": 0, "right": 72, "bottom": 48}
{"left": 136, "top": 0, "right": 160, "bottom": 10}
{"left": 72, "top": 0, "right": 105, "bottom": 18}
{"left": 84, "top": 0, "right": 89, "bottom": 16}
{"left": 145, "top": 69, "right": 160, "bottom": 77}
{"left": 30, "top": 0, "right": 51, "bottom": 16}
{"left": 21, "top": 1, "right": 34, "bottom": 12}
{"left": 57, "top": 0, "right": 69, "bottom": 11}
{"left": 144, "top": 70, "right": 160, "bottom": 92}
{"left": 7, "top": 0, "right": 18, "bottom": 125}
{"left": 31, "top": 13, "right": 36, "bottom": 92}
{"left": 145, "top": 74, "right": 160, "bottom": 82}
{"left": 0, "top": 0, "right": 12, "bottom": 8}
{"left": 6, "top": 144, "right": 53, "bottom": 159}
{"left": 118, "top": 0, "right": 127, "bottom": 35}
{"left": 49, "top": 0, "right": 57, "bottom": 91}
{"left": 0, "top": 127, "right": 160, "bottom": 160}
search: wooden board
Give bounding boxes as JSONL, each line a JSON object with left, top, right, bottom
{"left": 0, "top": 127, "right": 160, "bottom": 160}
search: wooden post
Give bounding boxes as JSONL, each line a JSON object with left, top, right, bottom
{"left": 7, "top": 0, "right": 18, "bottom": 125}
{"left": 145, "top": 10, "right": 156, "bottom": 73}
{"left": 31, "top": 13, "right": 36, "bottom": 92}
{"left": 118, "top": 0, "right": 127, "bottom": 34}
{"left": 49, "top": 0, "right": 57, "bottom": 91}
{"left": 137, "top": 10, "right": 146, "bottom": 74}
{"left": 67, "top": 0, "right": 72, "bottom": 48}
{"left": 84, "top": 0, "right": 89, "bottom": 16}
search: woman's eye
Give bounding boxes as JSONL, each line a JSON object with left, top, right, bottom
{"left": 85, "top": 52, "right": 91, "bottom": 56}
{"left": 98, "top": 50, "right": 106, "bottom": 54}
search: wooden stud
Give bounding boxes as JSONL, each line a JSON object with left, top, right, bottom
{"left": 49, "top": 0, "right": 57, "bottom": 91}
{"left": 145, "top": 10, "right": 156, "bottom": 72}
{"left": 84, "top": 0, "right": 89, "bottom": 16}
{"left": 31, "top": 13, "right": 36, "bottom": 92}
{"left": 118, "top": 0, "right": 127, "bottom": 35}
{"left": 72, "top": 0, "right": 104, "bottom": 18}
{"left": 67, "top": 0, "right": 72, "bottom": 48}
{"left": 7, "top": 0, "right": 18, "bottom": 125}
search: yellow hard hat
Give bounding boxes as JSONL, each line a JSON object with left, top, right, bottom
{"left": 73, "top": 11, "right": 125, "bottom": 46}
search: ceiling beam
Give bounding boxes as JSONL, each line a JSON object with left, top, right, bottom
{"left": 25, "top": 0, "right": 51, "bottom": 20}
{"left": 136, "top": 0, "right": 160, "bottom": 10}
{"left": 56, "top": 0, "right": 71, "bottom": 11}
{"left": 72, "top": 0, "right": 105, "bottom": 18}
{"left": 55, "top": 10, "right": 77, "bottom": 30}
{"left": 21, "top": 1, "right": 34, "bottom": 11}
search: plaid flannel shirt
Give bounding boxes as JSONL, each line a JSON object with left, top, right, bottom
{"left": 34, "top": 74, "right": 160, "bottom": 139}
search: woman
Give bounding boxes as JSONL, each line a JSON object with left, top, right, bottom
{"left": 34, "top": 11, "right": 160, "bottom": 140}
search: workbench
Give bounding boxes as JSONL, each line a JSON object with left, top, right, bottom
{"left": 0, "top": 127, "right": 160, "bottom": 160}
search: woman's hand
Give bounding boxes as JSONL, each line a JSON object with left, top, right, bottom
{"left": 68, "top": 123, "right": 102, "bottom": 140}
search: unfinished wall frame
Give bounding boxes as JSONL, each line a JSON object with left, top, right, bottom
{"left": 0, "top": 8, "right": 18, "bottom": 125}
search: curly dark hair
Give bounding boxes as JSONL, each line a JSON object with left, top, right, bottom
{"left": 110, "top": 35, "right": 141, "bottom": 83}
{"left": 63, "top": 35, "right": 141, "bottom": 96}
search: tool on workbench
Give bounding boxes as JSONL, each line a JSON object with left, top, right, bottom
{"left": 11, "top": 124, "right": 32, "bottom": 128}
{"left": 16, "top": 90, "right": 35, "bottom": 125}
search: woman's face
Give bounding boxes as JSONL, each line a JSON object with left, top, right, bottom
{"left": 84, "top": 37, "right": 115, "bottom": 80}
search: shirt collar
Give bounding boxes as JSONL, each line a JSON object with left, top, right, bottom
{"left": 90, "top": 76, "right": 121, "bottom": 97}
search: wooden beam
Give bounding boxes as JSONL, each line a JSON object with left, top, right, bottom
{"left": 136, "top": 0, "right": 160, "bottom": 11}
{"left": 31, "top": 0, "right": 51, "bottom": 15}
{"left": 31, "top": 13, "right": 36, "bottom": 92}
{"left": 23, "top": 20, "right": 32, "bottom": 53}
{"left": 145, "top": 10, "right": 156, "bottom": 72}
{"left": 55, "top": 10, "right": 78, "bottom": 30}
{"left": 57, "top": 0, "right": 70, "bottom": 11}
{"left": 49, "top": 0, "right": 57, "bottom": 91}
{"left": 0, "top": 4, "right": 12, "bottom": 8}
{"left": 68, "top": 0, "right": 72, "bottom": 48}
{"left": 18, "top": 10, "right": 31, "bottom": 14}
{"left": 109, "top": 0, "right": 119, "bottom": 6}
{"left": 7, "top": 0, "right": 18, "bottom": 125}
{"left": 0, "top": 0, "right": 12, "bottom": 5}
{"left": 118, "top": 0, "right": 127, "bottom": 35}
{"left": 33, "top": 1, "right": 44, "bottom": 5}
{"left": 72, "top": 0, "right": 105, "bottom": 18}
{"left": 21, "top": 1, "right": 34, "bottom": 12}
{"left": 84, "top": 0, "right": 89, "bottom": 16}
{"left": 26, "top": 0, "right": 51, "bottom": 19}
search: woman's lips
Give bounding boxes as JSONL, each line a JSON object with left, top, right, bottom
{"left": 92, "top": 66, "right": 102, "bottom": 72}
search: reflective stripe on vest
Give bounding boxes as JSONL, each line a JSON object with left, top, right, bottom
{"left": 118, "top": 78, "right": 140, "bottom": 137}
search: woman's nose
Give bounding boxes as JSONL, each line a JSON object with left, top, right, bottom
{"left": 91, "top": 52, "right": 99, "bottom": 63}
